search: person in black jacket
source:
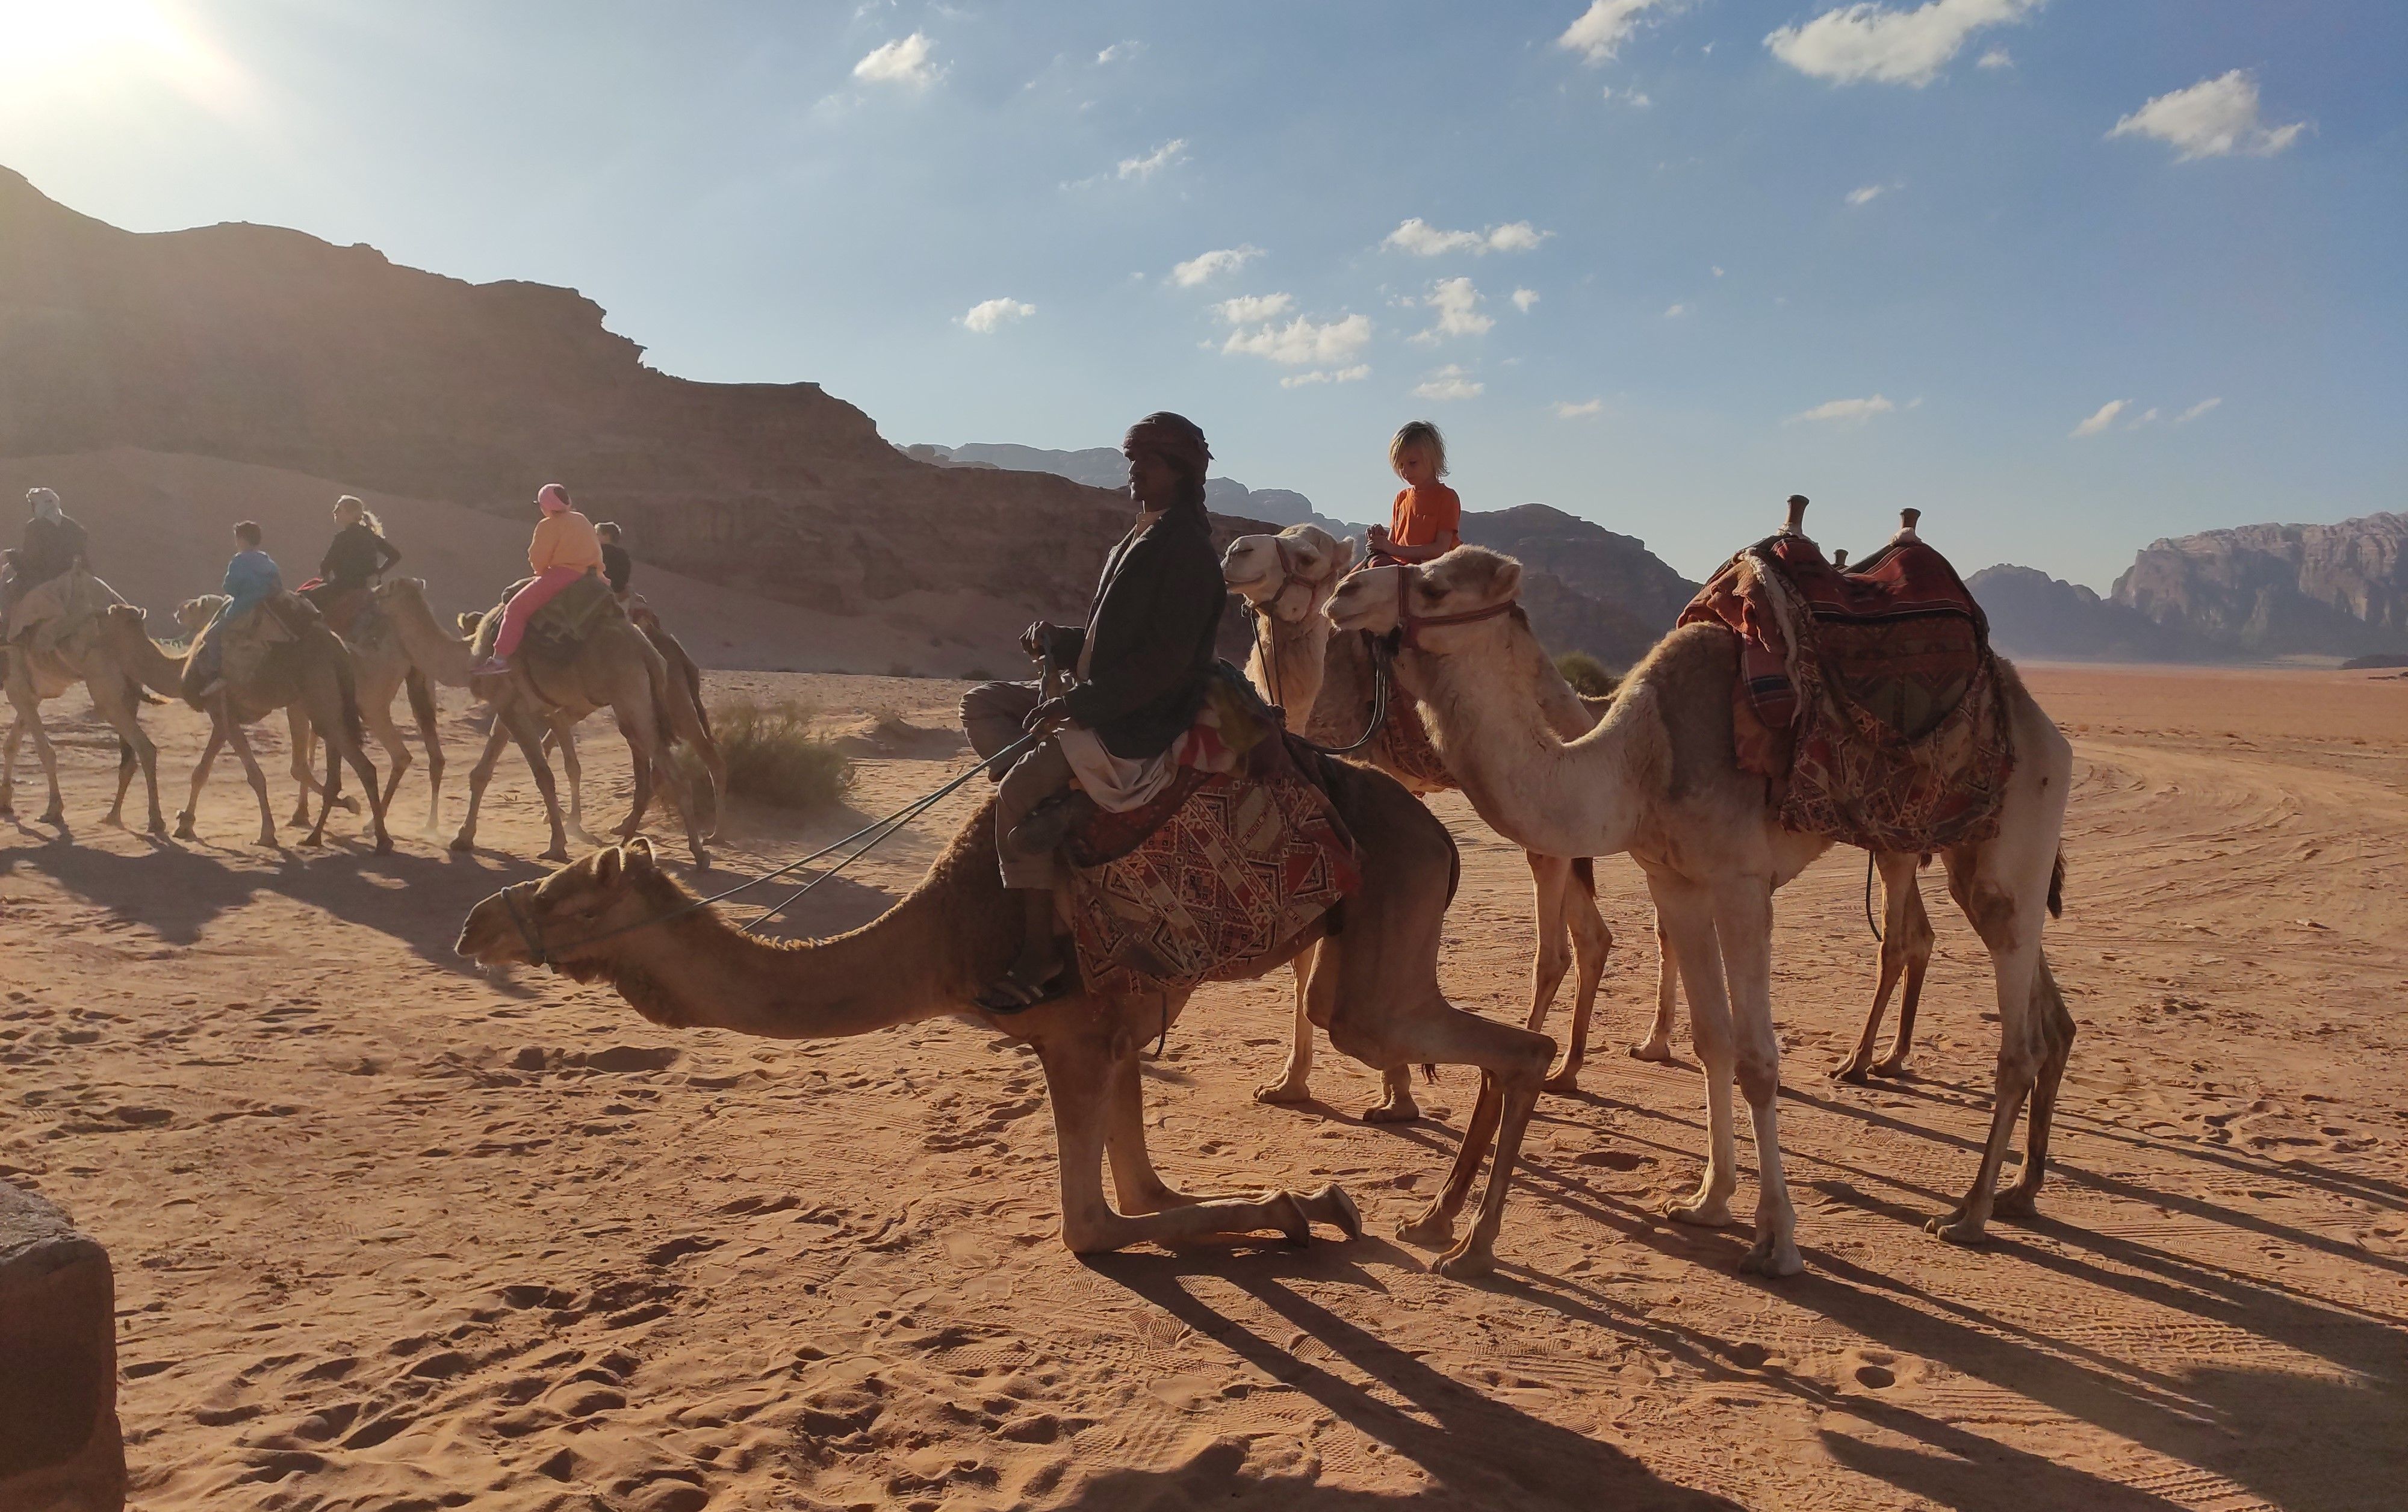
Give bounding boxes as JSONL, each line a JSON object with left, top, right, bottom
{"left": 959, "top": 411, "right": 1227, "bottom": 1011}
{"left": 306, "top": 495, "right": 400, "bottom": 609}
{"left": 5, "top": 488, "right": 92, "bottom": 642}
{"left": 596, "top": 521, "right": 635, "bottom": 599}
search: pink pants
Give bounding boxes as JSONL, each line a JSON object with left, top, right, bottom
{"left": 493, "top": 566, "right": 586, "bottom": 658}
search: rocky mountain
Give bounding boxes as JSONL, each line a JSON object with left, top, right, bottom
{"left": 1966, "top": 565, "right": 2218, "bottom": 664}
{"left": 2111, "top": 513, "right": 2408, "bottom": 658}
{"left": 0, "top": 166, "right": 1263, "bottom": 673}
{"left": 907, "top": 442, "right": 1364, "bottom": 538}
{"left": 1457, "top": 504, "right": 1700, "bottom": 636}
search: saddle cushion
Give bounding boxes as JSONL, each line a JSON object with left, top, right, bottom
{"left": 1679, "top": 530, "right": 2014, "bottom": 853}
{"left": 474, "top": 572, "right": 617, "bottom": 661}
{"left": 1064, "top": 740, "right": 1362, "bottom": 1000}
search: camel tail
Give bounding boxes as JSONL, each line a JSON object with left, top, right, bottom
{"left": 2047, "top": 850, "right": 2065, "bottom": 920}
{"left": 644, "top": 649, "right": 681, "bottom": 753}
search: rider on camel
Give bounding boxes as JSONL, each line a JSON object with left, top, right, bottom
{"left": 473, "top": 483, "right": 603, "bottom": 677}
{"left": 596, "top": 521, "right": 634, "bottom": 601}
{"left": 305, "top": 495, "right": 401, "bottom": 612}
{"left": 4, "top": 488, "right": 93, "bottom": 642}
{"left": 1364, "top": 419, "right": 1460, "bottom": 566}
{"left": 958, "top": 412, "right": 1227, "bottom": 1012}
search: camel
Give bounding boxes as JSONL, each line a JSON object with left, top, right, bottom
{"left": 541, "top": 610, "right": 725, "bottom": 846}
{"left": 284, "top": 593, "right": 449, "bottom": 840}
{"left": 371, "top": 577, "right": 717, "bottom": 866}
{"left": 1225, "top": 526, "right": 1649, "bottom": 1118}
{"left": 456, "top": 751, "right": 1565, "bottom": 1280}
{"left": 1328, "top": 545, "right": 2074, "bottom": 1275}
{"left": 171, "top": 595, "right": 393, "bottom": 852}
{"left": 0, "top": 592, "right": 184, "bottom": 832}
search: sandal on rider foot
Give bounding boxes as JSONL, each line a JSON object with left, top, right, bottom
{"left": 975, "top": 961, "right": 1069, "bottom": 1015}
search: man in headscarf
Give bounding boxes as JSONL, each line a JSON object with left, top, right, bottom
{"left": 4, "top": 488, "right": 93, "bottom": 643}
{"left": 957, "top": 412, "right": 1227, "bottom": 1011}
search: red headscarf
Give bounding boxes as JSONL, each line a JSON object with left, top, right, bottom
{"left": 1122, "top": 412, "right": 1211, "bottom": 482}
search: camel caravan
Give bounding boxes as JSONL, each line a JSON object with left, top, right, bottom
{"left": 455, "top": 414, "right": 2072, "bottom": 1286}
{"left": 0, "top": 485, "right": 724, "bottom": 865}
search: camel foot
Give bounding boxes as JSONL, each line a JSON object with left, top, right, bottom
{"left": 1264, "top": 1191, "right": 1312, "bottom": 1247}
{"left": 541, "top": 843, "right": 570, "bottom": 863}
{"left": 173, "top": 813, "right": 198, "bottom": 840}
{"left": 1869, "top": 1056, "right": 1912, "bottom": 1079}
{"left": 1737, "top": 1233, "right": 1805, "bottom": 1278}
{"left": 337, "top": 795, "right": 360, "bottom": 815}
{"left": 1991, "top": 1185, "right": 2040, "bottom": 1220}
{"left": 1300, "top": 1183, "right": 1362, "bottom": 1241}
{"left": 256, "top": 829, "right": 281, "bottom": 849}
{"left": 1253, "top": 1076, "right": 1312, "bottom": 1106}
{"left": 1361, "top": 1093, "right": 1421, "bottom": 1124}
{"left": 300, "top": 832, "right": 324, "bottom": 848}
{"left": 1627, "top": 1036, "right": 1676, "bottom": 1064}
{"left": 373, "top": 835, "right": 395, "bottom": 856}
{"left": 1926, "top": 1209, "right": 1991, "bottom": 1246}
{"left": 1665, "top": 1194, "right": 1736, "bottom": 1228}
{"left": 1833, "top": 1056, "right": 1872, "bottom": 1084}
{"left": 102, "top": 811, "right": 125, "bottom": 829}
{"left": 1430, "top": 1240, "right": 1495, "bottom": 1281}
{"left": 147, "top": 814, "right": 167, "bottom": 837}
{"left": 39, "top": 807, "right": 66, "bottom": 828}
{"left": 1539, "top": 1064, "right": 1584, "bottom": 1095}
{"left": 1394, "top": 1208, "right": 1456, "bottom": 1250}
{"left": 688, "top": 847, "right": 711, "bottom": 872}
{"left": 449, "top": 834, "right": 476, "bottom": 853}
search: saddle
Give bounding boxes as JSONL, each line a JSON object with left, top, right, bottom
{"left": 297, "top": 579, "right": 374, "bottom": 637}
{"left": 1059, "top": 665, "right": 1362, "bottom": 999}
{"left": 1678, "top": 505, "right": 2013, "bottom": 854}
{"left": 473, "top": 573, "right": 621, "bottom": 661}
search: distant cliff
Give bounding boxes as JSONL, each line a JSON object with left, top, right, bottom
{"left": 2111, "top": 513, "right": 2407, "bottom": 658}
{"left": 1967, "top": 565, "right": 2218, "bottom": 663}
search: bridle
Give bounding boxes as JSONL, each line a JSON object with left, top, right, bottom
{"left": 1386, "top": 561, "right": 1516, "bottom": 651}
{"left": 498, "top": 879, "right": 550, "bottom": 967}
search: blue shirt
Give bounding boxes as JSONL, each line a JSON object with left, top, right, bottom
{"left": 214, "top": 549, "right": 283, "bottom": 627}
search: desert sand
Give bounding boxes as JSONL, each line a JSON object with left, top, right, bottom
{"left": 2, "top": 661, "right": 2403, "bottom": 1510}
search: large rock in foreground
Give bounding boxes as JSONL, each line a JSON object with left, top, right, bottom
{"left": 0, "top": 1182, "right": 125, "bottom": 1512}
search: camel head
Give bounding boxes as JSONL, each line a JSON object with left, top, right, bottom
{"left": 176, "top": 595, "right": 229, "bottom": 636}
{"left": 374, "top": 576, "right": 433, "bottom": 616}
{"left": 1327, "top": 546, "right": 1523, "bottom": 647}
{"left": 456, "top": 838, "right": 687, "bottom": 981}
{"left": 1223, "top": 525, "right": 1356, "bottom": 624}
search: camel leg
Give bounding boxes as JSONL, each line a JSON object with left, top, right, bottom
{"left": 175, "top": 719, "right": 228, "bottom": 840}
{"left": 1997, "top": 956, "right": 2076, "bottom": 1219}
{"left": 505, "top": 708, "right": 572, "bottom": 861}
{"left": 0, "top": 704, "right": 21, "bottom": 816}
{"left": 1629, "top": 916, "right": 1679, "bottom": 1062}
{"left": 105, "top": 738, "right": 134, "bottom": 826}
{"left": 1254, "top": 945, "right": 1318, "bottom": 1105}
{"left": 1397, "top": 1071, "right": 1503, "bottom": 1252}
{"left": 1041, "top": 1027, "right": 1356, "bottom": 1254}
{"left": 1713, "top": 878, "right": 1802, "bottom": 1278}
{"left": 20, "top": 707, "right": 64, "bottom": 827}
{"left": 450, "top": 717, "right": 516, "bottom": 856}
{"left": 1837, "top": 852, "right": 1932, "bottom": 1082}
{"left": 553, "top": 720, "right": 597, "bottom": 844}
{"left": 1872, "top": 866, "right": 1935, "bottom": 1077}
{"left": 1931, "top": 843, "right": 2058, "bottom": 1244}
{"left": 1364, "top": 1064, "right": 1421, "bottom": 1122}
{"left": 286, "top": 706, "right": 316, "bottom": 828}
{"left": 406, "top": 669, "right": 445, "bottom": 840}
{"left": 322, "top": 710, "right": 391, "bottom": 854}
{"left": 1524, "top": 853, "right": 1577, "bottom": 1085}
{"left": 362, "top": 692, "right": 413, "bottom": 823}
{"left": 1654, "top": 878, "right": 1740, "bottom": 1231}
{"left": 1102, "top": 1027, "right": 1350, "bottom": 1225}
{"left": 302, "top": 709, "right": 341, "bottom": 846}
{"left": 1531, "top": 854, "right": 1614, "bottom": 1093}
{"left": 222, "top": 716, "right": 278, "bottom": 847}
{"left": 91, "top": 675, "right": 164, "bottom": 833}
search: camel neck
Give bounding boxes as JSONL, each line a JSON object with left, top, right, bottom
{"left": 595, "top": 860, "right": 984, "bottom": 1041}
{"left": 383, "top": 589, "right": 475, "bottom": 685}
{"left": 1404, "top": 623, "right": 1651, "bottom": 860}
{"left": 1247, "top": 604, "right": 1330, "bottom": 727}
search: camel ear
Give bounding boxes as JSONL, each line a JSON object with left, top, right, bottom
{"left": 622, "top": 836, "right": 656, "bottom": 873}
{"left": 1486, "top": 559, "right": 1524, "bottom": 605}
{"left": 1330, "top": 536, "right": 1356, "bottom": 575}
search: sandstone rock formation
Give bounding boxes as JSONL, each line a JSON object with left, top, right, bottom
{"left": 1967, "top": 564, "right": 2218, "bottom": 664}
{"left": 0, "top": 1182, "right": 125, "bottom": 1512}
{"left": 2111, "top": 513, "right": 2407, "bottom": 658}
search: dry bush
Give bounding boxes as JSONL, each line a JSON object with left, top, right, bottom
{"left": 1554, "top": 651, "right": 1620, "bottom": 698}
{"left": 683, "top": 695, "right": 853, "bottom": 813}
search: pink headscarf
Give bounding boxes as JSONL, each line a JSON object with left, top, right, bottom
{"left": 536, "top": 483, "right": 574, "bottom": 516}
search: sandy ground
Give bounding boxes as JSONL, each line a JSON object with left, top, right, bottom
{"left": 2, "top": 662, "right": 2403, "bottom": 1511}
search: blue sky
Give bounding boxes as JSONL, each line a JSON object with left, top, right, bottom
{"left": 2, "top": 1, "right": 2400, "bottom": 588}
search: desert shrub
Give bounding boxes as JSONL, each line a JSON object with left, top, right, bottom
{"left": 685, "top": 695, "right": 853, "bottom": 813}
{"left": 1555, "top": 651, "right": 1620, "bottom": 698}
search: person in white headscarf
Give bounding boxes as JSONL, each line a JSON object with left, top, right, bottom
{"left": 4, "top": 488, "right": 91, "bottom": 639}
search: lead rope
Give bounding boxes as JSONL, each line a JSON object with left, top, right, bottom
{"left": 1864, "top": 850, "right": 1884, "bottom": 944}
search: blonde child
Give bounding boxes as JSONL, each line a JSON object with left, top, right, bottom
{"left": 1365, "top": 419, "right": 1461, "bottom": 565}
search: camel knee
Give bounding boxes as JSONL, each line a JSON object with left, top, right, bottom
{"left": 1734, "top": 1049, "right": 1780, "bottom": 1109}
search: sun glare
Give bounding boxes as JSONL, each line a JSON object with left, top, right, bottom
{"left": 0, "top": 0, "right": 242, "bottom": 107}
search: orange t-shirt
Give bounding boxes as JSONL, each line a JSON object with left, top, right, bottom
{"left": 1390, "top": 482, "right": 1462, "bottom": 549}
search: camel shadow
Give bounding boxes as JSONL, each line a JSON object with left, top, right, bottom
{"left": 0, "top": 838, "right": 545, "bottom": 974}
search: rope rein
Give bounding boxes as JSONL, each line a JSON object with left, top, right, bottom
{"left": 500, "top": 728, "right": 1041, "bottom": 966}
{"left": 1864, "top": 850, "right": 1884, "bottom": 944}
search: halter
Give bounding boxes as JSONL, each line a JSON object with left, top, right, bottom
{"left": 1391, "top": 563, "right": 1516, "bottom": 651}
{"left": 498, "top": 879, "right": 549, "bottom": 967}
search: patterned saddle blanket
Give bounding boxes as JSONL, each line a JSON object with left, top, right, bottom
{"left": 473, "top": 573, "right": 620, "bottom": 660}
{"left": 1678, "top": 527, "right": 2013, "bottom": 854}
{"left": 1061, "top": 671, "right": 1362, "bottom": 999}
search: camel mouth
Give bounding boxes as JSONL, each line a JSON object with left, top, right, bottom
{"left": 455, "top": 897, "right": 529, "bottom": 967}
{"left": 1223, "top": 565, "right": 1279, "bottom": 600}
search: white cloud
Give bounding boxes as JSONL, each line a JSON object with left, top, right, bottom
{"left": 1711, "top": 265, "right": 1725, "bottom": 277}
{"left": 2174, "top": 397, "right": 2223, "bottom": 425}
{"left": 1382, "top": 217, "right": 1551, "bottom": 256}
{"left": 1119, "top": 138, "right": 1188, "bottom": 180}
{"left": 1096, "top": 41, "right": 1141, "bottom": 64}
{"left": 1213, "top": 293, "right": 1294, "bottom": 325}
{"left": 1279, "top": 365, "right": 1372, "bottom": 389}
{"left": 2109, "top": 70, "right": 2307, "bottom": 160}
{"left": 1977, "top": 46, "right": 2012, "bottom": 69}
{"left": 1414, "top": 277, "right": 1494, "bottom": 342}
{"left": 1553, "top": 398, "right": 1605, "bottom": 418}
{"left": 1223, "top": 313, "right": 1374, "bottom": 367}
{"left": 1512, "top": 287, "right": 1540, "bottom": 312}
{"left": 1169, "top": 244, "right": 1262, "bottom": 287}
{"left": 2133, "top": 407, "right": 2161, "bottom": 427}
{"left": 1663, "top": 302, "right": 1689, "bottom": 317}
{"left": 1412, "top": 365, "right": 1484, "bottom": 402}
{"left": 2070, "top": 398, "right": 2127, "bottom": 438}
{"left": 855, "top": 32, "right": 937, "bottom": 86}
{"left": 1765, "top": 0, "right": 2039, "bottom": 88}
{"left": 1846, "top": 183, "right": 1889, "bottom": 206}
{"left": 960, "top": 297, "right": 1034, "bottom": 333}
{"left": 1626, "top": 91, "right": 1653, "bottom": 108}
{"left": 1787, "top": 394, "right": 1897, "bottom": 424}
{"left": 1557, "top": 0, "right": 1675, "bottom": 64}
